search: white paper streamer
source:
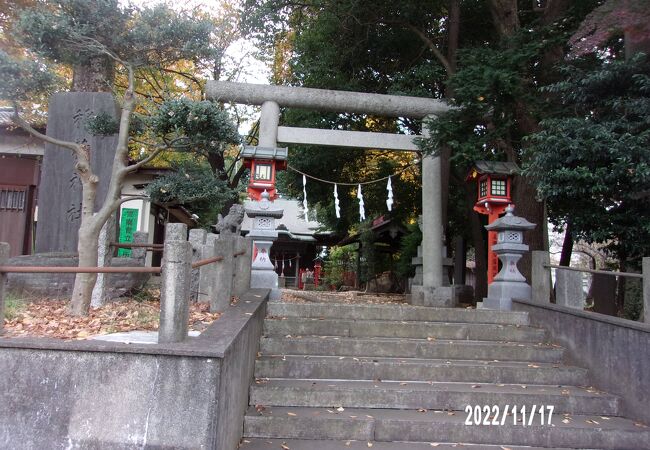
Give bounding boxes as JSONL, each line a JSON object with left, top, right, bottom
{"left": 386, "top": 175, "right": 393, "bottom": 211}
{"left": 302, "top": 174, "right": 309, "bottom": 221}
{"left": 334, "top": 184, "right": 341, "bottom": 218}
{"left": 357, "top": 184, "right": 366, "bottom": 221}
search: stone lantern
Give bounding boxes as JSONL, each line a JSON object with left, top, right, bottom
{"left": 467, "top": 161, "right": 519, "bottom": 284}
{"left": 482, "top": 204, "right": 536, "bottom": 310}
{"left": 242, "top": 145, "right": 288, "bottom": 201}
{"left": 246, "top": 190, "right": 284, "bottom": 300}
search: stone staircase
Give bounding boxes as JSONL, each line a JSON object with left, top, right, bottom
{"left": 239, "top": 301, "right": 650, "bottom": 449}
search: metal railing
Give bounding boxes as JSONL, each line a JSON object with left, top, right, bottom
{"left": 531, "top": 251, "right": 649, "bottom": 323}
{"left": 0, "top": 229, "right": 252, "bottom": 340}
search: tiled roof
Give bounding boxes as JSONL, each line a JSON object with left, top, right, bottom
{"left": 473, "top": 160, "right": 520, "bottom": 175}
{"left": 241, "top": 199, "right": 325, "bottom": 238}
{"left": 0, "top": 107, "right": 15, "bottom": 125}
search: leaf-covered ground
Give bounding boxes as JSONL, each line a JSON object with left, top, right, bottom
{"left": 281, "top": 290, "right": 407, "bottom": 305}
{"left": 2, "top": 289, "right": 220, "bottom": 340}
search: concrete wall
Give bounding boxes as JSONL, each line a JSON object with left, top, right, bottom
{"left": 513, "top": 298, "right": 650, "bottom": 424}
{"left": 0, "top": 289, "right": 268, "bottom": 450}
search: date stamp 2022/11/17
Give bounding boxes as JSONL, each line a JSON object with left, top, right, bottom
{"left": 464, "top": 405, "right": 555, "bottom": 426}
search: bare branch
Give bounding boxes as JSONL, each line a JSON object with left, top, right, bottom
{"left": 10, "top": 105, "right": 81, "bottom": 153}
{"left": 123, "top": 146, "right": 166, "bottom": 173}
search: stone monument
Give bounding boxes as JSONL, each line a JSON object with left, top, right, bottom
{"left": 36, "top": 93, "right": 119, "bottom": 253}
{"left": 482, "top": 205, "right": 536, "bottom": 310}
{"left": 246, "top": 190, "right": 283, "bottom": 300}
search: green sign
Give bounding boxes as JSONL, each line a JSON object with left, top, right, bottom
{"left": 118, "top": 208, "right": 139, "bottom": 257}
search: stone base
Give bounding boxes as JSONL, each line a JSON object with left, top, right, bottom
{"left": 408, "top": 284, "right": 472, "bottom": 307}
{"left": 483, "top": 281, "right": 532, "bottom": 311}
{"left": 408, "top": 285, "right": 460, "bottom": 307}
{"left": 251, "top": 269, "right": 281, "bottom": 300}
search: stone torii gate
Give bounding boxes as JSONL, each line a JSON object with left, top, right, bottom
{"left": 206, "top": 81, "right": 457, "bottom": 307}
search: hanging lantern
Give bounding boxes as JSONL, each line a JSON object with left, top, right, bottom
{"left": 242, "top": 145, "right": 288, "bottom": 201}
{"left": 466, "top": 161, "right": 519, "bottom": 284}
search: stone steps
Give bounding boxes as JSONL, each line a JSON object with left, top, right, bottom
{"left": 239, "top": 438, "right": 584, "bottom": 450}
{"left": 243, "top": 406, "right": 650, "bottom": 449}
{"left": 260, "top": 336, "right": 564, "bottom": 362}
{"left": 241, "top": 301, "right": 649, "bottom": 449}
{"left": 250, "top": 379, "right": 620, "bottom": 415}
{"left": 267, "top": 302, "right": 530, "bottom": 325}
{"left": 264, "top": 317, "right": 547, "bottom": 342}
{"left": 255, "top": 355, "right": 589, "bottom": 385}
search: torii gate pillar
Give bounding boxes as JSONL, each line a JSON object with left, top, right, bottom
{"left": 207, "top": 81, "right": 456, "bottom": 307}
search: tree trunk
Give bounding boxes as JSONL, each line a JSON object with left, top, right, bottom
{"left": 465, "top": 183, "right": 487, "bottom": 301}
{"left": 512, "top": 176, "right": 546, "bottom": 282}
{"left": 69, "top": 224, "right": 100, "bottom": 315}
{"left": 72, "top": 56, "right": 114, "bottom": 92}
{"left": 559, "top": 221, "right": 573, "bottom": 267}
{"left": 488, "top": 0, "right": 520, "bottom": 39}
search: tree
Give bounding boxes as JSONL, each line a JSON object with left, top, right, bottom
{"left": 569, "top": 0, "right": 650, "bottom": 59}
{"left": 526, "top": 54, "right": 650, "bottom": 266}
{"left": 418, "top": 0, "right": 602, "bottom": 285}
{"left": 0, "top": 0, "right": 239, "bottom": 315}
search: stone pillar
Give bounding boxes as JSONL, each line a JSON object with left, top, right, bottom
{"left": 0, "top": 242, "right": 9, "bottom": 335}
{"left": 165, "top": 223, "right": 187, "bottom": 241}
{"left": 532, "top": 251, "right": 551, "bottom": 303}
{"left": 158, "top": 223, "right": 192, "bottom": 344}
{"left": 233, "top": 236, "right": 253, "bottom": 297}
{"left": 91, "top": 213, "right": 116, "bottom": 308}
{"left": 420, "top": 118, "right": 455, "bottom": 307}
{"left": 246, "top": 191, "right": 283, "bottom": 300}
{"left": 211, "top": 234, "right": 235, "bottom": 313}
{"left": 555, "top": 269, "right": 585, "bottom": 309}
{"left": 130, "top": 231, "right": 149, "bottom": 265}
{"left": 642, "top": 257, "right": 650, "bottom": 323}
{"left": 197, "top": 235, "right": 219, "bottom": 304}
{"left": 188, "top": 228, "right": 207, "bottom": 302}
{"left": 259, "top": 101, "right": 280, "bottom": 147}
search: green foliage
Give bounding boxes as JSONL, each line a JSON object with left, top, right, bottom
{"left": 526, "top": 54, "right": 650, "bottom": 261}
{"left": 84, "top": 111, "right": 118, "bottom": 136}
{"left": 323, "top": 245, "right": 356, "bottom": 287}
{"left": 0, "top": 50, "right": 60, "bottom": 102}
{"left": 417, "top": 25, "right": 571, "bottom": 168}
{"left": 4, "top": 291, "right": 27, "bottom": 321}
{"left": 623, "top": 277, "right": 643, "bottom": 321}
{"left": 395, "top": 222, "right": 422, "bottom": 279}
{"left": 16, "top": 0, "right": 216, "bottom": 67}
{"left": 145, "top": 160, "right": 235, "bottom": 228}
{"left": 150, "top": 98, "right": 241, "bottom": 155}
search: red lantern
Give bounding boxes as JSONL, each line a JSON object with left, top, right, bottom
{"left": 466, "top": 161, "right": 518, "bottom": 284}
{"left": 242, "top": 146, "right": 288, "bottom": 201}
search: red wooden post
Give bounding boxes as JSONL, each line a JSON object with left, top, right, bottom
{"left": 314, "top": 261, "right": 322, "bottom": 287}
{"left": 298, "top": 268, "right": 305, "bottom": 289}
